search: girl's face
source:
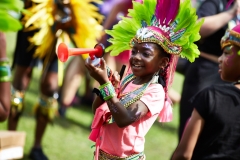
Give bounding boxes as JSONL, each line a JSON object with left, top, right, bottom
{"left": 130, "top": 42, "right": 168, "bottom": 80}
{"left": 218, "top": 45, "right": 240, "bottom": 82}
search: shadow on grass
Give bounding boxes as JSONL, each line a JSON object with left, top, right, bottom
{"left": 54, "top": 105, "right": 93, "bottom": 131}
{"left": 21, "top": 154, "right": 30, "bottom": 160}
{"left": 17, "top": 102, "right": 93, "bottom": 134}
{"left": 55, "top": 116, "right": 91, "bottom": 131}
{"left": 56, "top": 118, "right": 91, "bottom": 131}
{"left": 153, "top": 122, "right": 178, "bottom": 133}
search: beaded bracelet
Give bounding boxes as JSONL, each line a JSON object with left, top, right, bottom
{"left": 99, "top": 82, "right": 116, "bottom": 101}
{"left": 92, "top": 88, "right": 104, "bottom": 101}
{"left": 0, "top": 59, "right": 12, "bottom": 82}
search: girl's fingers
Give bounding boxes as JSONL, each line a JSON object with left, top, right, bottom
{"left": 85, "top": 63, "right": 91, "bottom": 71}
{"left": 85, "top": 63, "right": 94, "bottom": 72}
{"left": 100, "top": 58, "right": 107, "bottom": 70}
{"left": 111, "top": 71, "right": 120, "bottom": 88}
{"left": 113, "top": 71, "right": 120, "bottom": 81}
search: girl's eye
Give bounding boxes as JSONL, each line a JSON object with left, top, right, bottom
{"left": 131, "top": 50, "right": 137, "bottom": 55}
{"left": 143, "top": 52, "right": 150, "bottom": 57}
{"left": 224, "top": 46, "right": 233, "bottom": 55}
{"left": 223, "top": 52, "right": 228, "bottom": 57}
{"left": 225, "top": 51, "right": 232, "bottom": 56}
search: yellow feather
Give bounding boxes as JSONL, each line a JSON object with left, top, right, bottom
{"left": 24, "top": 8, "right": 47, "bottom": 27}
{"left": 22, "top": 0, "right": 103, "bottom": 59}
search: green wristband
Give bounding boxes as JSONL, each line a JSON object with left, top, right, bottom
{"left": 99, "top": 82, "right": 116, "bottom": 101}
{"left": 0, "top": 60, "right": 11, "bottom": 82}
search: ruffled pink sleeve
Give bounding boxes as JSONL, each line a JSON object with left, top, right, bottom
{"left": 140, "top": 84, "right": 165, "bottom": 116}
{"left": 140, "top": 83, "right": 172, "bottom": 122}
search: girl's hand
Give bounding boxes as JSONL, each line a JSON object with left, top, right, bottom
{"left": 85, "top": 58, "right": 109, "bottom": 85}
{"left": 111, "top": 71, "right": 121, "bottom": 90}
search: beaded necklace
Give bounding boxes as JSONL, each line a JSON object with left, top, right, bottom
{"left": 120, "top": 73, "right": 159, "bottom": 107}
{"left": 119, "top": 77, "right": 149, "bottom": 107}
{"left": 107, "top": 73, "right": 158, "bottom": 124}
{"left": 118, "top": 74, "right": 142, "bottom": 98}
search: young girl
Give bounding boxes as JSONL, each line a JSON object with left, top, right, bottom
{"left": 85, "top": 0, "right": 203, "bottom": 159}
{"left": 172, "top": 25, "right": 240, "bottom": 160}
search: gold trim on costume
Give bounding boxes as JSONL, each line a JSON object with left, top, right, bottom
{"left": 130, "top": 29, "right": 182, "bottom": 55}
{"left": 11, "top": 88, "right": 24, "bottom": 114}
{"left": 35, "top": 94, "right": 58, "bottom": 121}
{"left": 99, "top": 150, "right": 145, "bottom": 160}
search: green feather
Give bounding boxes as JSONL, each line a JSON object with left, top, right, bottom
{"left": 0, "top": 11, "right": 22, "bottom": 32}
{"left": 0, "top": 0, "right": 24, "bottom": 11}
{"left": 106, "top": 0, "right": 156, "bottom": 56}
{"left": 0, "top": 0, "right": 23, "bottom": 32}
{"left": 172, "top": 0, "right": 203, "bottom": 62}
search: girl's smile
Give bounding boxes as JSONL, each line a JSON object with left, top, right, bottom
{"left": 131, "top": 63, "right": 144, "bottom": 70}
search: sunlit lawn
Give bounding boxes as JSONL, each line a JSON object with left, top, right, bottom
{"left": 0, "top": 32, "right": 184, "bottom": 160}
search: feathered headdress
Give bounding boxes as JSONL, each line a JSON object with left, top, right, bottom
{"left": 105, "top": 0, "right": 203, "bottom": 122}
{"left": 0, "top": 0, "right": 24, "bottom": 32}
{"left": 221, "top": 24, "right": 240, "bottom": 55}
{"left": 22, "top": 0, "right": 103, "bottom": 59}
{"left": 106, "top": 0, "right": 203, "bottom": 62}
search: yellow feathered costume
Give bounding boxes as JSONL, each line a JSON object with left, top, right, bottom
{"left": 21, "top": 0, "right": 103, "bottom": 119}
{"left": 22, "top": 0, "right": 104, "bottom": 60}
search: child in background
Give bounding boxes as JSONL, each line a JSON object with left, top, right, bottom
{"left": 178, "top": 0, "right": 240, "bottom": 141}
{"left": 85, "top": 0, "right": 203, "bottom": 159}
{"left": 172, "top": 24, "right": 240, "bottom": 160}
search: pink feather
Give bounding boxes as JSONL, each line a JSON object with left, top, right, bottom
{"left": 166, "top": 0, "right": 180, "bottom": 25}
{"left": 135, "top": 0, "right": 143, "bottom": 3}
{"left": 226, "top": 0, "right": 235, "bottom": 9}
{"left": 155, "top": 0, "right": 180, "bottom": 26}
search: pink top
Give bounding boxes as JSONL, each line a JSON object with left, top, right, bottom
{"left": 89, "top": 81, "right": 165, "bottom": 158}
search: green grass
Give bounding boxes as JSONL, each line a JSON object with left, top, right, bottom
{"left": 0, "top": 32, "right": 184, "bottom": 160}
